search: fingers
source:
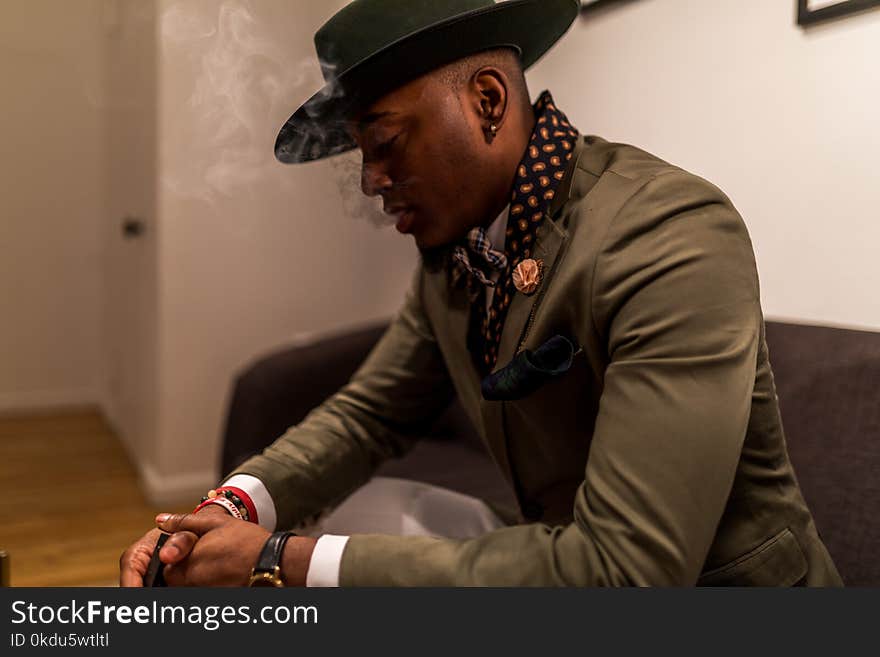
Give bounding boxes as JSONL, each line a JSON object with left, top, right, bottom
{"left": 159, "top": 521, "right": 270, "bottom": 587}
{"left": 159, "top": 530, "right": 199, "bottom": 565}
{"left": 119, "top": 529, "right": 160, "bottom": 588}
{"left": 154, "top": 510, "right": 233, "bottom": 565}
{"left": 119, "top": 548, "right": 149, "bottom": 588}
{"left": 156, "top": 511, "right": 230, "bottom": 536}
{"left": 121, "top": 512, "right": 234, "bottom": 587}
{"left": 153, "top": 510, "right": 235, "bottom": 577}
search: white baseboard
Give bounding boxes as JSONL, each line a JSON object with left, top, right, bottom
{"left": 0, "top": 391, "right": 215, "bottom": 508}
{"left": 139, "top": 462, "right": 217, "bottom": 507}
{"left": 0, "top": 387, "right": 103, "bottom": 416}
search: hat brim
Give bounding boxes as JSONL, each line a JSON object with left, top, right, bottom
{"left": 274, "top": 0, "right": 580, "bottom": 164}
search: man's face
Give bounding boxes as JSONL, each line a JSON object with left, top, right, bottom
{"left": 348, "top": 73, "right": 497, "bottom": 250}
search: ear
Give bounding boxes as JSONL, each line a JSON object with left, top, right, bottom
{"left": 469, "top": 67, "right": 510, "bottom": 134}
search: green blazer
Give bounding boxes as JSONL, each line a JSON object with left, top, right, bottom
{"left": 233, "top": 136, "right": 842, "bottom": 586}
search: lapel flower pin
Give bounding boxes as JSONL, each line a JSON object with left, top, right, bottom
{"left": 513, "top": 258, "right": 544, "bottom": 295}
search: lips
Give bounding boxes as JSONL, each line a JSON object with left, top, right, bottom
{"left": 385, "top": 205, "right": 416, "bottom": 234}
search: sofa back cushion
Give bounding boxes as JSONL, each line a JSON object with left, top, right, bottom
{"left": 764, "top": 321, "right": 880, "bottom": 586}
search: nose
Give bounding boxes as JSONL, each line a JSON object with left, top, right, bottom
{"left": 361, "top": 161, "right": 392, "bottom": 197}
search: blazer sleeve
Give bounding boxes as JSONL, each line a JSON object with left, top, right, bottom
{"left": 337, "top": 170, "right": 763, "bottom": 585}
{"left": 229, "top": 268, "right": 457, "bottom": 531}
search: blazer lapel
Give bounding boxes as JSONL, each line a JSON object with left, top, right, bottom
{"left": 493, "top": 217, "right": 568, "bottom": 369}
{"left": 431, "top": 271, "right": 517, "bottom": 484}
{"left": 474, "top": 218, "right": 566, "bottom": 489}
{"left": 430, "top": 136, "right": 595, "bottom": 488}
{"left": 477, "top": 137, "right": 593, "bottom": 487}
{"left": 491, "top": 134, "right": 598, "bottom": 367}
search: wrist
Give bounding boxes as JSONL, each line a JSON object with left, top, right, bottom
{"left": 198, "top": 504, "right": 233, "bottom": 517}
{"left": 195, "top": 487, "right": 254, "bottom": 522}
{"left": 280, "top": 536, "right": 318, "bottom": 587}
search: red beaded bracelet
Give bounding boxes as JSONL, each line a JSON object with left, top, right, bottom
{"left": 217, "top": 486, "right": 258, "bottom": 525}
{"left": 194, "top": 496, "right": 242, "bottom": 519}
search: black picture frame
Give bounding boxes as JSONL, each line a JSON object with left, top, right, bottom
{"left": 797, "top": 0, "right": 880, "bottom": 25}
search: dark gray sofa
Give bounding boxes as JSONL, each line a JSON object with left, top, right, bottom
{"left": 221, "top": 320, "right": 880, "bottom": 586}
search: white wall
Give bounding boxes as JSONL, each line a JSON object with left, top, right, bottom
{"left": 0, "top": 1, "right": 106, "bottom": 412}
{"left": 1, "top": 1, "right": 418, "bottom": 503}
{"left": 528, "top": 0, "right": 880, "bottom": 331}
{"left": 149, "top": 0, "right": 418, "bottom": 501}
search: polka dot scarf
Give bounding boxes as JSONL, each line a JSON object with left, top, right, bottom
{"left": 466, "top": 91, "right": 579, "bottom": 376}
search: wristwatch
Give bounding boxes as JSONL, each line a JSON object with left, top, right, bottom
{"left": 248, "top": 531, "right": 296, "bottom": 587}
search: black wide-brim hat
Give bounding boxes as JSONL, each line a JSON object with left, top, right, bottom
{"left": 275, "top": 0, "right": 580, "bottom": 164}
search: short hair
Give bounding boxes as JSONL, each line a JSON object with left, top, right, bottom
{"left": 436, "top": 47, "right": 531, "bottom": 108}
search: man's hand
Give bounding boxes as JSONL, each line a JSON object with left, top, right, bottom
{"left": 156, "top": 513, "right": 318, "bottom": 587}
{"left": 119, "top": 505, "right": 233, "bottom": 587}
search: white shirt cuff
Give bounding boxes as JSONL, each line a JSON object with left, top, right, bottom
{"left": 222, "top": 474, "right": 277, "bottom": 531}
{"left": 305, "top": 535, "right": 350, "bottom": 587}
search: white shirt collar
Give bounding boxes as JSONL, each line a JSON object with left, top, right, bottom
{"left": 486, "top": 205, "right": 509, "bottom": 253}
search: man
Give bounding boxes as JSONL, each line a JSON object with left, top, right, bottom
{"left": 121, "top": 0, "right": 842, "bottom": 586}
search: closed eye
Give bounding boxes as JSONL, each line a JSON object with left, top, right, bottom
{"left": 373, "top": 134, "right": 399, "bottom": 159}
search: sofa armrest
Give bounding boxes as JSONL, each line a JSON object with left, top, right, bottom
{"left": 220, "top": 322, "right": 390, "bottom": 474}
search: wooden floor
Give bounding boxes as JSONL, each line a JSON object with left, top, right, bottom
{"left": 0, "top": 409, "right": 189, "bottom": 587}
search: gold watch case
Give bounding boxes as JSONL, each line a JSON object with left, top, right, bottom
{"left": 248, "top": 566, "right": 284, "bottom": 587}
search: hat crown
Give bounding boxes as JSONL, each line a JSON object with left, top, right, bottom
{"left": 277, "top": 0, "right": 579, "bottom": 164}
{"left": 314, "top": 0, "right": 496, "bottom": 81}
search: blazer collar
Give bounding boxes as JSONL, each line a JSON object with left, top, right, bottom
{"left": 493, "top": 134, "right": 591, "bottom": 368}
{"left": 426, "top": 135, "right": 601, "bottom": 488}
{"left": 548, "top": 134, "right": 594, "bottom": 218}
{"left": 475, "top": 135, "right": 593, "bottom": 487}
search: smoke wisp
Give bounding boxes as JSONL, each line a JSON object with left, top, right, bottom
{"left": 159, "top": 0, "right": 390, "bottom": 228}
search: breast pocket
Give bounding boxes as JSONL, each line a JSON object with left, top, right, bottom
{"left": 482, "top": 335, "right": 579, "bottom": 401}
{"left": 501, "top": 348, "right": 599, "bottom": 486}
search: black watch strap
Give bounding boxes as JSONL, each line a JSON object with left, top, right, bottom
{"left": 254, "top": 531, "right": 296, "bottom": 575}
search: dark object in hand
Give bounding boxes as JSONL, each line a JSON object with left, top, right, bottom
{"left": 143, "top": 533, "right": 170, "bottom": 587}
